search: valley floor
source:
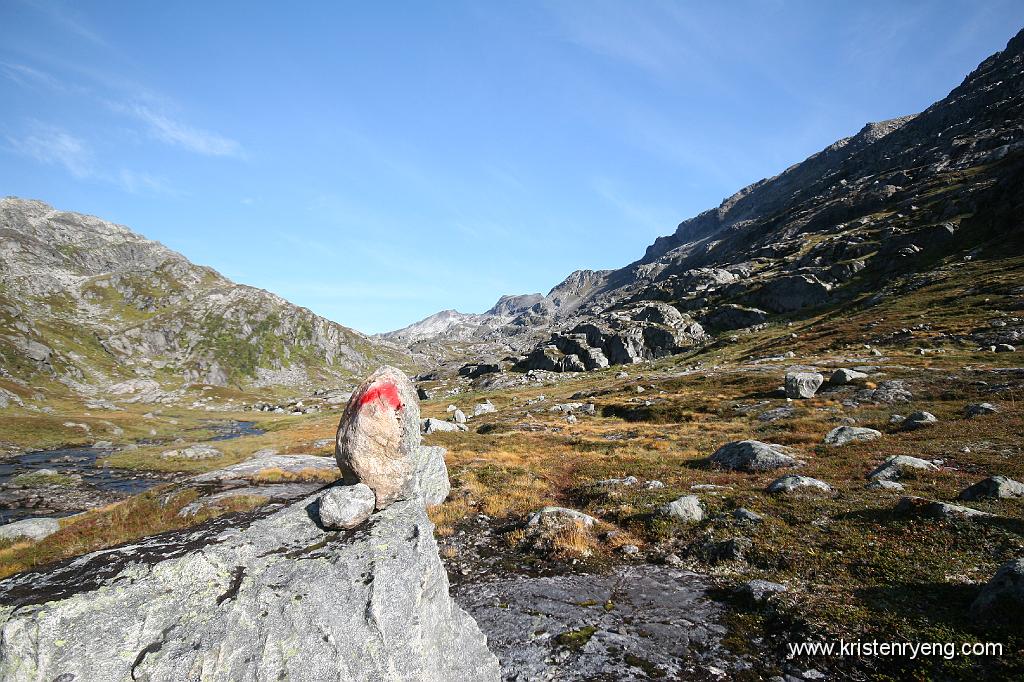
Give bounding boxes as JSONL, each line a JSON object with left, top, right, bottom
{"left": 0, "top": 255, "right": 1022, "bottom": 680}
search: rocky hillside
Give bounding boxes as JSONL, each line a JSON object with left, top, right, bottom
{"left": 0, "top": 198, "right": 410, "bottom": 396}
{"left": 388, "top": 28, "right": 1024, "bottom": 375}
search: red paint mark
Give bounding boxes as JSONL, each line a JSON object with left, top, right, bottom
{"left": 358, "top": 381, "right": 403, "bottom": 411}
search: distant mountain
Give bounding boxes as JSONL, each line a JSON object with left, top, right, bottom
{"left": 384, "top": 27, "right": 1024, "bottom": 373}
{"left": 0, "top": 198, "right": 410, "bottom": 395}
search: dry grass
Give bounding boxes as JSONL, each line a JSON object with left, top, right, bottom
{"left": 0, "top": 485, "right": 267, "bottom": 580}
{"left": 250, "top": 466, "right": 338, "bottom": 484}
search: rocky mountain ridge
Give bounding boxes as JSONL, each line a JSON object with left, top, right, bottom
{"left": 0, "top": 198, "right": 410, "bottom": 396}
{"left": 385, "top": 28, "right": 1024, "bottom": 375}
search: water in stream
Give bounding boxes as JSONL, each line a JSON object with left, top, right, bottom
{"left": 0, "top": 421, "right": 264, "bottom": 524}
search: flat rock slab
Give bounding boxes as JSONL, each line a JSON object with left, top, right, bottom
{"left": 456, "top": 565, "right": 748, "bottom": 681}
{"left": 190, "top": 455, "right": 336, "bottom": 483}
{"left": 0, "top": 495, "right": 499, "bottom": 681}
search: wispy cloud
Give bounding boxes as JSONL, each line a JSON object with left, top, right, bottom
{"left": 20, "top": 0, "right": 109, "bottom": 48}
{"left": 6, "top": 122, "right": 176, "bottom": 195}
{"left": 116, "top": 102, "right": 245, "bottom": 158}
{"left": 7, "top": 123, "right": 93, "bottom": 177}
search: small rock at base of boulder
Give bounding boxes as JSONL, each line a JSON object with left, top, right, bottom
{"left": 959, "top": 476, "right": 1024, "bottom": 501}
{"left": 964, "top": 402, "right": 999, "bottom": 418}
{"left": 970, "top": 558, "right": 1024, "bottom": 617}
{"left": 823, "top": 425, "right": 882, "bottom": 446}
{"left": 660, "top": 495, "right": 704, "bottom": 522}
{"left": 0, "top": 517, "right": 61, "bottom": 542}
{"left": 317, "top": 483, "right": 376, "bottom": 529}
{"left": 709, "top": 440, "right": 802, "bottom": 472}
{"left": 902, "top": 411, "right": 938, "bottom": 429}
{"left": 785, "top": 372, "right": 824, "bottom": 399}
{"left": 767, "top": 475, "right": 832, "bottom": 495}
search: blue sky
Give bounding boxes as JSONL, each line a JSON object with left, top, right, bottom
{"left": 2, "top": 1, "right": 1023, "bottom": 334}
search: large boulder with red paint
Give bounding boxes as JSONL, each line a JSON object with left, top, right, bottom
{"left": 336, "top": 366, "right": 449, "bottom": 509}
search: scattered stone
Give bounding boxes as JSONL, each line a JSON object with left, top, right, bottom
{"left": 317, "top": 483, "right": 376, "bottom": 529}
{"left": 868, "top": 455, "right": 938, "bottom": 480}
{"left": 866, "top": 479, "right": 905, "bottom": 492}
{"left": 312, "top": 438, "right": 333, "bottom": 449}
{"left": 660, "top": 495, "right": 704, "bottom": 522}
{"left": 527, "top": 507, "right": 597, "bottom": 528}
{"left": 566, "top": 413, "right": 577, "bottom": 425}
{"left": 758, "top": 406, "right": 795, "bottom": 422}
{"left": 160, "top": 444, "right": 221, "bottom": 460}
{"left": 597, "top": 476, "right": 638, "bottom": 487}
{"left": 621, "top": 544, "right": 640, "bottom": 556}
{"left": 472, "top": 400, "right": 497, "bottom": 417}
{"left": 733, "top": 508, "right": 763, "bottom": 523}
{"left": 829, "top": 368, "right": 868, "bottom": 385}
{"left": 856, "top": 380, "right": 913, "bottom": 404}
{"left": 766, "top": 475, "right": 832, "bottom": 495}
{"left": 0, "top": 517, "right": 60, "bottom": 542}
{"left": 739, "top": 579, "right": 788, "bottom": 603}
{"left": 709, "top": 440, "right": 803, "bottom": 472}
{"left": 421, "top": 418, "right": 467, "bottom": 434}
{"left": 615, "top": 371, "right": 628, "bottom": 379}
{"left": 645, "top": 480, "right": 665, "bottom": 490}
{"left": 823, "top": 425, "right": 882, "bottom": 446}
{"left": 784, "top": 371, "right": 824, "bottom": 399}
{"left": 965, "top": 402, "right": 999, "bottom": 418}
{"left": 902, "top": 411, "right": 938, "bottom": 429}
{"left": 446, "top": 404, "right": 458, "bottom": 412}
{"left": 452, "top": 409, "right": 467, "bottom": 424}
{"left": 971, "top": 558, "right": 1024, "bottom": 617}
{"left": 994, "top": 343, "right": 1016, "bottom": 352}
{"left": 896, "top": 496, "right": 992, "bottom": 520}
{"left": 959, "top": 476, "right": 1024, "bottom": 501}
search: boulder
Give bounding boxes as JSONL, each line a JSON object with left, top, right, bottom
{"left": 994, "top": 343, "right": 1016, "bottom": 352}
{"left": 902, "top": 411, "right": 938, "bottom": 429}
{"left": 766, "top": 475, "right": 832, "bottom": 494}
{"left": 709, "top": 440, "right": 802, "bottom": 472}
{"left": 964, "top": 402, "right": 999, "bottom": 418}
{"left": 867, "top": 455, "right": 938, "bottom": 481}
{"left": 417, "top": 446, "right": 452, "bottom": 507}
{"left": 661, "top": 496, "right": 704, "bottom": 522}
{"left": 785, "top": 372, "right": 824, "bottom": 399}
{"left": 829, "top": 368, "right": 868, "bottom": 385}
{"left": 959, "top": 476, "right": 1024, "bottom": 501}
{"left": 336, "top": 366, "right": 441, "bottom": 510}
{"left": 0, "top": 496, "right": 501, "bottom": 681}
{"left": 317, "top": 483, "right": 375, "bottom": 530}
{"left": 0, "top": 517, "right": 60, "bottom": 542}
{"left": 452, "top": 409, "right": 467, "bottom": 424}
{"left": 971, "top": 558, "right": 1024, "bottom": 617}
{"left": 823, "top": 426, "right": 882, "bottom": 446}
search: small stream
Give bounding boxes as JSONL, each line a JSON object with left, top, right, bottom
{"left": 0, "top": 420, "right": 264, "bottom": 524}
